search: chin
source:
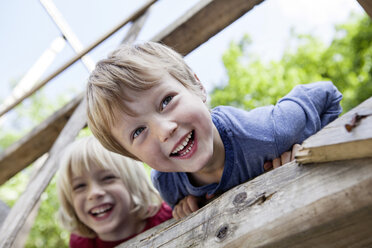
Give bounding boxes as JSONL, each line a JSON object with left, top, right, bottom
{"left": 190, "top": 152, "right": 213, "bottom": 173}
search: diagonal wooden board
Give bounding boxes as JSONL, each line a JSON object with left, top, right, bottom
{"left": 0, "top": 0, "right": 265, "bottom": 185}
{"left": 121, "top": 158, "right": 372, "bottom": 247}
{"left": 0, "top": 93, "right": 82, "bottom": 185}
{"left": 0, "top": 98, "right": 88, "bottom": 247}
{"left": 152, "top": 0, "right": 265, "bottom": 55}
{"left": 0, "top": 3, "right": 154, "bottom": 246}
{"left": 296, "top": 96, "right": 372, "bottom": 164}
{"left": 358, "top": 0, "right": 372, "bottom": 19}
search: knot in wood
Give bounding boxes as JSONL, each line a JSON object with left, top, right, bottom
{"left": 233, "top": 192, "right": 247, "bottom": 206}
{"left": 215, "top": 224, "right": 229, "bottom": 242}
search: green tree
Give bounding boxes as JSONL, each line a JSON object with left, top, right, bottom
{"left": 210, "top": 14, "right": 372, "bottom": 113}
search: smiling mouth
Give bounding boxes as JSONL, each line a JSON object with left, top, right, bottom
{"left": 89, "top": 203, "right": 113, "bottom": 217}
{"left": 170, "top": 131, "right": 195, "bottom": 157}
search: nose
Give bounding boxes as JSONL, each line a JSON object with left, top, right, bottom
{"left": 152, "top": 118, "right": 177, "bottom": 142}
{"left": 87, "top": 182, "right": 105, "bottom": 200}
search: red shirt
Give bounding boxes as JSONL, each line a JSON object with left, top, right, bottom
{"left": 70, "top": 202, "right": 172, "bottom": 248}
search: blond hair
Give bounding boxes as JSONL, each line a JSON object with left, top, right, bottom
{"left": 86, "top": 41, "right": 204, "bottom": 157}
{"left": 57, "top": 136, "right": 162, "bottom": 238}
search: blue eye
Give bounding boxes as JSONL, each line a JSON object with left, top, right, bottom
{"left": 161, "top": 95, "right": 173, "bottom": 110}
{"left": 133, "top": 127, "right": 145, "bottom": 139}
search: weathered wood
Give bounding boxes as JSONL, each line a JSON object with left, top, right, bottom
{"left": 122, "top": 158, "right": 372, "bottom": 248}
{"left": 0, "top": 93, "right": 82, "bottom": 185}
{"left": 358, "top": 0, "right": 372, "bottom": 19}
{"left": 0, "top": 8, "right": 153, "bottom": 247}
{"left": 0, "top": 0, "right": 264, "bottom": 184}
{"left": 0, "top": 200, "right": 9, "bottom": 229}
{"left": 121, "top": 9, "right": 150, "bottom": 44}
{"left": 39, "top": 0, "right": 96, "bottom": 71}
{"left": 296, "top": 96, "right": 372, "bottom": 164}
{"left": 0, "top": 0, "right": 156, "bottom": 118}
{"left": 152, "top": 0, "right": 265, "bottom": 55}
{"left": 0, "top": 98, "right": 87, "bottom": 248}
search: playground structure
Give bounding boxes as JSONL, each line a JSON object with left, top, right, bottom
{"left": 0, "top": 0, "right": 371, "bottom": 247}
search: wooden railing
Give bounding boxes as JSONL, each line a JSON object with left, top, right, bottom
{"left": 0, "top": 0, "right": 371, "bottom": 247}
{"left": 0, "top": 0, "right": 266, "bottom": 247}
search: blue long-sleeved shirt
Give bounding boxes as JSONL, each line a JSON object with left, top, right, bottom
{"left": 151, "top": 81, "right": 343, "bottom": 208}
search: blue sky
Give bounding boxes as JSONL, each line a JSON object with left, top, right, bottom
{"left": 0, "top": 0, "right": 365, "bottom": 110}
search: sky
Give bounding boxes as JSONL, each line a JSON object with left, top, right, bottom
{"left": 0, "top": 0, "right": 365, "bottom": 124}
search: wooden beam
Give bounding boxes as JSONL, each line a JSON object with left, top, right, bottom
{"left": 296, "top": 96, "right": 372, "bottom": 164}
{"left": 0, "top": 0, "right": 156, "bottom": 117}
{"left": 121, "top": 9, "right": 150, "bottom": 44}
{"left": 152, "top": 0, "right": 265, "bottom": 55}
{"left": 0, "top": 5, "right": 152, "bottom": 185}
{"left": 122, "top": 158, "right": 372, "bottom": 247}
{"left": 0, "top": 9, "right": 152, "bottom": 247}
{"left": 0, "top": 98, "right": 88, "bottom": 248}
{"left": 358, "top": 0, "right": 372, "bottom": 19}
{"left": 0, "top": 0, "right": 264, "bottom": 184}
{"left": 0, "top": 94, "right": 82, "bottom": 185}
{"left": 39, "top": 0, "right": 96, "bottom": 71}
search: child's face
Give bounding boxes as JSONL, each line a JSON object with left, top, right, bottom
{"left": 111, "top": 73, "right": 222, "bottom": 174}
{"left": 71, "top": 165, "right": 132, "bottom": 240}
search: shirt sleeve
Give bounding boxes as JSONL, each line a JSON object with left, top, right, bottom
{"left": 273, "top": 81, "right": 342, "bottom": 154}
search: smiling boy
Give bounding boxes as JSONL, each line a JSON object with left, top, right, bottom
{"left": 86, "top": 41, "right": 342, "bottom": 218}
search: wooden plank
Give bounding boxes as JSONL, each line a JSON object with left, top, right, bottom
{"left": 0, "top": 98, "right": 87, "bottom": 248}
{"left": 358, "top": 0, "right": 372, "bottom": 19}
{"left": 0, "top": 94, "right": 82, "bottom": 185}
{"left": 122, "top": 158, "right": 372, "bottom": 247}
{"left": 0, "top": 0, "right": 156, "bottom": 118}
{"left": 39, "top": 0, "right": 96, "bottom": 71}
{"left": 152, "top": 0, "right": 265, "bottom": 55}
{"left": 121, "top": 9, "right": 150, "bottom": 44}
{"left": 0, "top": 6, "right": 152, "bottom": 186}
{"left": 0, "top": 200, "right": 9, "bottom": 229}
{"left": 296, "top": 96, "right": 372, "bottom": 164}
{"left": 0, "top": 0, "right": 264, "bottom": 183}
{"left": 0, "top": 9, "right": 152, "bottom": 247}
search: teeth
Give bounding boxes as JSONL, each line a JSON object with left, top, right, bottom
{"left": 90, "top": 205, "right": 111, "bottom": 215}
{"left": 172, "top": 132, "right": 192, "bottom": 154}
{"left": 180, "top": 141, "right": 194, "bottom": 156}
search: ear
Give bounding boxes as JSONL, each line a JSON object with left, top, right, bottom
{"left": 194, "top": 73, "right": 207, "bottom": 103}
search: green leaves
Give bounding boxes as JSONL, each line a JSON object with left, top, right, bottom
{"left": 211, "top": 14, "right": 372, "bottom": 114}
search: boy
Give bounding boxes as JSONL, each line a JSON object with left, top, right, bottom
{"left": 86, "top": 41, "right": 342, "bottom": 219}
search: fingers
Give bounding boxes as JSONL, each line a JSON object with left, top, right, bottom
{"left": 263, "top": 161, "right": 273, "bottom": 171}
{"left": 270, "top": 144, "right": 301, "bottom": 170}
{"left": 273, "top": 157, "right": 281, "bottom": 168}
{"left": 187, "top": 195, "right": 199, "bottom": 212}
{"left": 291, "top": 144, "right": 301, "bottom": 161}
{"left": 280, "top": 151, "right": 291, "bottom": 165}
{"left": 205, "top": 193, "right": 215, "bottom": 200}
{"left": 172, "top": 195, "right": 200, "bottom": 220}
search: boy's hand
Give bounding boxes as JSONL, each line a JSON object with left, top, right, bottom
{"left": 172, "top": 193, "right": 215, "bottom": 220}
{"left": 173, "top": 195, "right": 199, "bottom": 220}
{"left": 264, "top": 144, "right": 301, "bottom": 171}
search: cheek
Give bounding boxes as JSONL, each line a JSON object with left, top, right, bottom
{"left": 72, "top": 196, "right": 85, "bottom": 217}
{"left": 117, "top": 188, "right": 132, "bottom": 211}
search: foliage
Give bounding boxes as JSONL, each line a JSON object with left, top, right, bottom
{"left": 0, "top": 89, "right": 70, "bottom": 247}
{"left": 210, "top": 14, "right": 372, "bottom": 113}
{"left": 25, "top": 176, "right": 70, "bottom": 247}
{"left": 1, "top": 12, "right": 371, "bottom": 248}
